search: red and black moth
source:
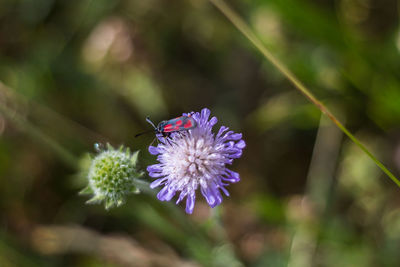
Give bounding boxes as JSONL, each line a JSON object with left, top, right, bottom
{"left": 135, "top": 115, "right": 197, "bottom": 138}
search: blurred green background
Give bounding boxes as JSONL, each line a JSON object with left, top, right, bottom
{"left": 1, "top": 0, "right": 400, "bottom": 266}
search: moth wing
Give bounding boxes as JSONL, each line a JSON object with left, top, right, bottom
{"left": 182, "top": 116, "right": 197, "bottom": 129}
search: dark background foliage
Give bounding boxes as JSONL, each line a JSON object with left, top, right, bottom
{"left": 1, "top": 0, "right": 400, "bottom": 266}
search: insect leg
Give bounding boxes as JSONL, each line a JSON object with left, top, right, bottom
{"left": 149, "top": 136, "right": 158, "bottom": 147}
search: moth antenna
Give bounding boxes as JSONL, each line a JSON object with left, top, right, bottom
{"left": 134, "top": 129, "right": 154, "bottom": 138}
{"left": 146, "top": 116, "right": 157, "bottom": 129}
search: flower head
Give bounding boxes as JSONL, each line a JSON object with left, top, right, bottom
{"left": 147, "top": 108, "right": 245, "bottom": 214}
{"left": 80, "top": 144, "right": 143, "bottom": 210}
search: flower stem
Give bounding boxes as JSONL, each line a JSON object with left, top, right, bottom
{"left": 0, "top": 104, "right": 79, "bottom": 169}
{"left": 208, "top": 0, "right": 400, "bottom": 188}
{"left": 133, "top": 178, "right": 205, "bottom": 234}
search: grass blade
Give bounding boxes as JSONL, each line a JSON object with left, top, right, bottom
{"left": 208, "top": 0, "right": 400, "bottom": 188}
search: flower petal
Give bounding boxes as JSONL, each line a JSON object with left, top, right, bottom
{"left": 209, "top": 116, "right": 218, "bottom": 127}
{"left": 223, "top": 169, "right": 240, "bottom": 183}
{"left": 150, "top": 178, "right": 168, "bottom": 188}
{"left": 201, "top": 108, "right": 211, "bottom": 122}
{"left": 149, "top": 146, "right": 160, "bottom": 155}
{"left": 236, "top": 140, "right": 246, "bottom": 149}
{"left": 147, "top": 164, "right": 162, "bottom": 173}
{"left": 219, "top": 185, "right": 230, "bottom": 196}
{"left": 228, "top": 150, "right": 242, "bottom": 159}
{"left": 157, "top": 186, "right": 176, "bottom": 201}
{"left": 148, "top": 172, "right": 164, "bottom": 178}
{"left": 201, "top": 184, "right": 222, "bottom": 208}
{"left": 222, "top": 131, "right": 234, "bottom": 140}
{"left": 185, "top": 191, "right": 196, "bottom": 214}
{"left": 217, "top": 126, "right": 229, "bottom": 138}
{"left": 229, "top": 133, "right": 242, "bottom": 140}
{"left": 176, "top": 190, "right": 187, "bottom": 204}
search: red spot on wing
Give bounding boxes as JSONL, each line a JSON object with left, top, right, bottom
{"left": 163, "top": 124, "right": 173, "bottom": 130}
{"left": 164, "top": 126, "right": 180, "bottom": 132}
{"left": 161, "top": 116, "right": 196, "bottom": 133}
{"left": 183, "top": 120, "right": 192, "bottom": 128}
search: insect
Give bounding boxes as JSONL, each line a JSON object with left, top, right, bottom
{"left": 135, "top": 115, "right": 197, "bottom": 138}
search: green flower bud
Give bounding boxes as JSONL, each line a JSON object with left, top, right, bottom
{"left": 80, "top": 144, "right": 143, "bottom": 210}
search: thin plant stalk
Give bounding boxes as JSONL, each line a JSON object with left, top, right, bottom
{"left": 0, "top": 82, "right": 106, "bottom": 143}
{"left": 0, "top": 104, "right": 79, "bottom": 169}
{"left": 208, "top": 0, "right": 400, "bottom": 188}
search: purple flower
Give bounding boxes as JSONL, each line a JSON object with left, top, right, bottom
{"left": 147, "top": 108, "right": 245, "bottom": 214}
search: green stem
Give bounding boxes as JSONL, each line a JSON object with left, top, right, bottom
{"left": 133, "top": 178, "right": 219, "bottom": 265}
{"left": 208, "top": 0, "right": 400, "bottom": 188}
{"left": 0, "top": 83, "right": 106, "bottom": 143}
{"left": 133, "top": 178, "right": 208, "bottom": 235}
{"left": 0, "top": 104, "right": 79, "bottom": 169}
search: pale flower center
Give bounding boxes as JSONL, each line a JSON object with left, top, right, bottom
{"left": 162, "top": 133, "right": 222, "bottom": 183}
